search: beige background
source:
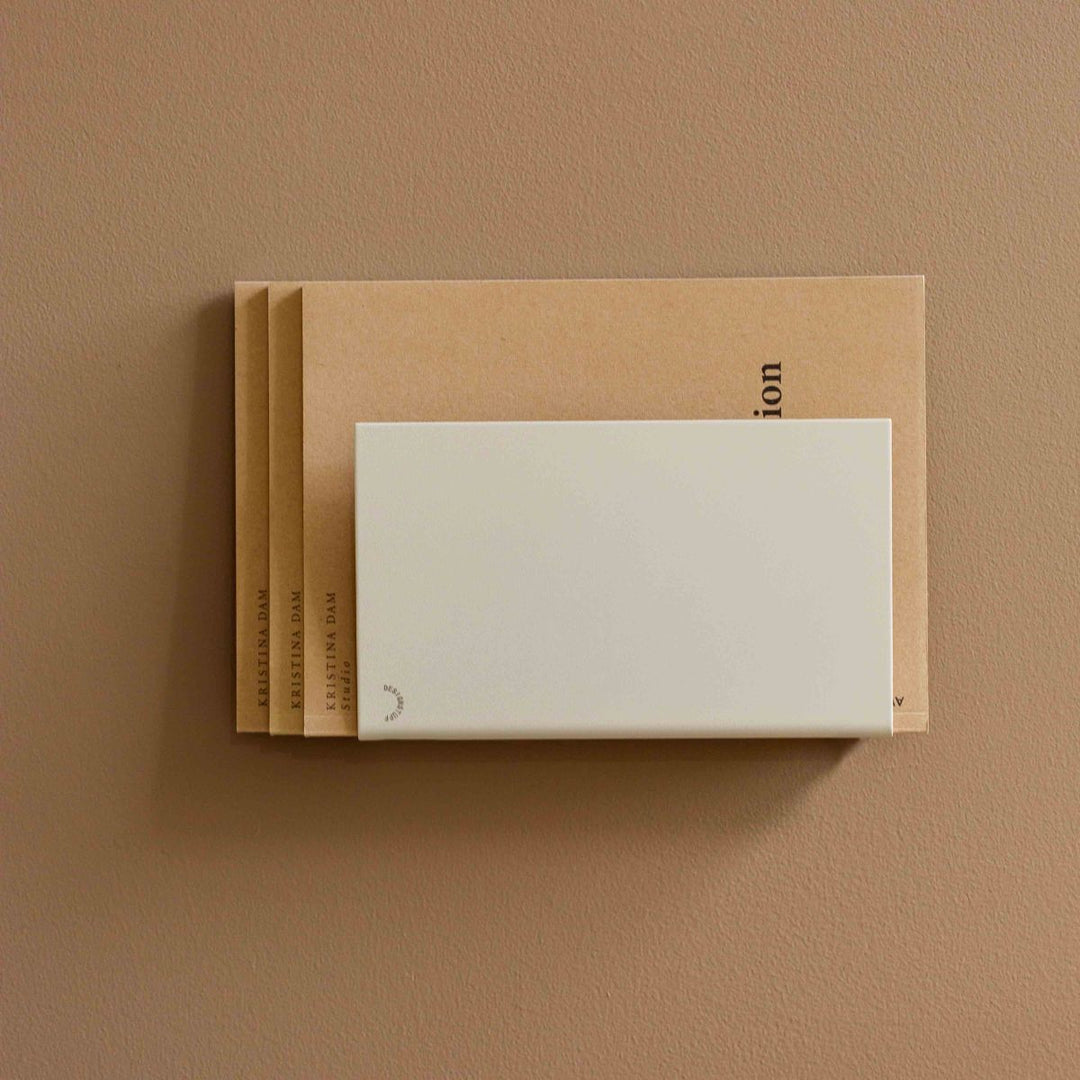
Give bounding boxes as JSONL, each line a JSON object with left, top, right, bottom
{"left": 3, "top": 2, "right": 1077, "bottom": 1076}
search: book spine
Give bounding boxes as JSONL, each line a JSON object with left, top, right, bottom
{"left": 234, "top": 283, "right": 270, "bottom": 732}
{"left": 268, "top": 285, "right": 305, "bottom": 734}
{"left": 301, "top": 285, "right": 356, "bottom": 735}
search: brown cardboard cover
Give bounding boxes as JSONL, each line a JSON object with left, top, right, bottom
{"left": 267, "top": 284, "right": 305, "bottom": 734}
{"left": 302, "top": 277, "right": 927, "bottom": 736}
{"left": 234, "top": 283, "right": 270, "bottom": 732}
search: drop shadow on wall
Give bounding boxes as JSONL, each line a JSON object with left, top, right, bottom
{"left": 154, "top": 296, "right": 858, "bottom": 850}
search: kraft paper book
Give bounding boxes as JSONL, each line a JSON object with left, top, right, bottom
{"left": 267, "top": 284, "right": 305, "bottom": 734}
{"left": 355, "top": 419, "right": 894, "bottom": 739}
{"left": 234, "top": 282, "right": 270, "bottom": 733}
{"left": 301, "top": 277, "right": 928, "bottom": 737}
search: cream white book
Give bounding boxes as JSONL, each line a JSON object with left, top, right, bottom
{"left": 355, "top": 419, "right": 893, "bottom": 739}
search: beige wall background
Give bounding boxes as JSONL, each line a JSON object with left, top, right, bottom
{"left": 3, "top": 2, "right": 1078, "bottom": 1076}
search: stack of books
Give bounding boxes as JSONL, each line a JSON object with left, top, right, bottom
{"left": 235, "top": 278, "right": 927, "bottom": 738}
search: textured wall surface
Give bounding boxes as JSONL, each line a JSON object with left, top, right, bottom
{"left": 3, "top": 2, "right": 1078, "bottom": 1076}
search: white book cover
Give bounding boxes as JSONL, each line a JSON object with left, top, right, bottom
{"left": 355, "top": 419, "right": 892, "bottom": 739}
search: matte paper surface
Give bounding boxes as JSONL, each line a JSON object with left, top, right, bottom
{"left": 355, "top": 419, "right": 892, "bottom": 739}
{"left": 302, "top": 277, "right": 926, "bottom": 736}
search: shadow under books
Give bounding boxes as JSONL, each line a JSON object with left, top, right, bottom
{"left": 155, "top": 295, "right": 859, "bottom": 848}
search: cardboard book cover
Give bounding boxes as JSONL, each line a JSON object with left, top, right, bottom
{"left": 234, "top": 282, "right": 270, "bottom": 732}
{"left": 267, "top": 284, "right": 304, "bottom": 734}
{"left": 301, "top": 277, "right": 927, "bottom": 737}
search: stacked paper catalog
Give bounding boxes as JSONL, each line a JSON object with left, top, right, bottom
{"left": 235, "top": 278, "right": 927, "bottom": 739}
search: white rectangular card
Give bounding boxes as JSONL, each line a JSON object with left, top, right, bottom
{"left": 355, "top": 419, "right": 892, "bottom": 739}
